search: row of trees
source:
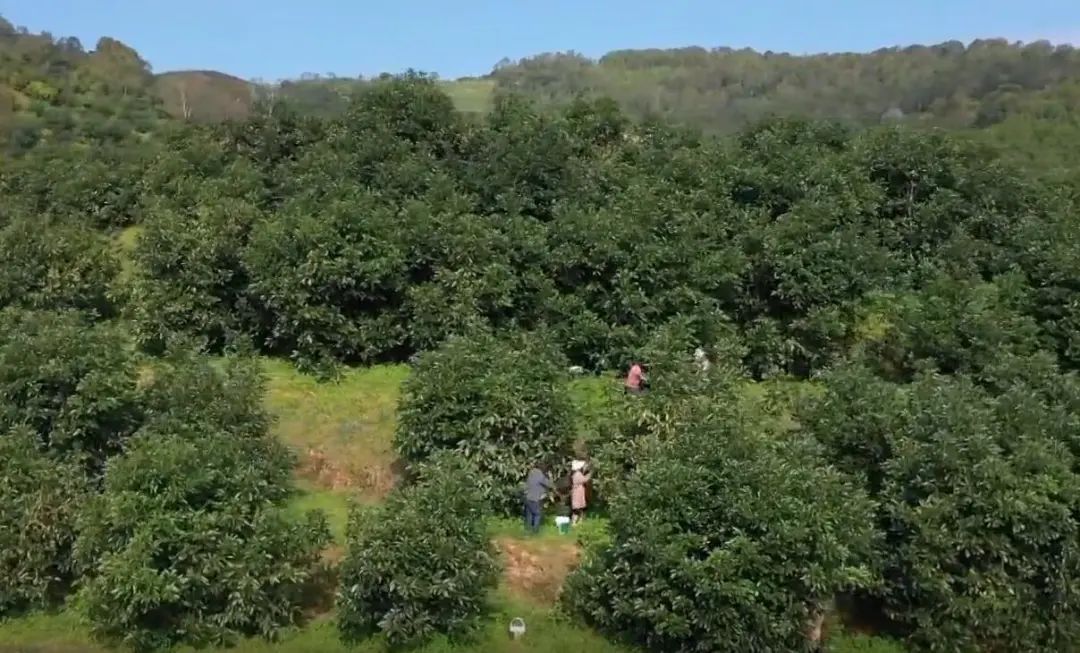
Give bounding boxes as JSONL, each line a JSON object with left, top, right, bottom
{"left": 382, "top": 309, "right": 1080, "bottom": 651}
{"left": 9, "top": 301, "right": 1080, "bottom": 651}
{"left": 0, "top": 311, "right": 330, "bottom": 649}
{"left": 21, "top": 74, "right": 1062, "bottom": 385}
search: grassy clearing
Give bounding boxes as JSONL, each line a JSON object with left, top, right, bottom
{"left": 440, "top": 79, "right": 495, "bottom": 114}
{"left": 112, "top": 225, "right": 143, "bottom": 282}
{"left": 263, "top": 360, "right": 408, "bottom": 500}
{"left": 285, "top": 483, "right": 352, "bottom": 543}
{"left": 566, "top": 373, "right": 620, "bottom": 449}
{"left": 737, "top": 377, "right": 823, "bottom": 434}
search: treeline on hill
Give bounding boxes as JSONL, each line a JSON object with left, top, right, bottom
{"left": 5, "top": 17, "right": 1080, "bottom": 652}
{"left": 492, "top": 40, "right": 1080, "bottom": 131}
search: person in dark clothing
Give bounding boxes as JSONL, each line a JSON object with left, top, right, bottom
{"left": 523, "top": 464, "right": 552, "bottom": 534}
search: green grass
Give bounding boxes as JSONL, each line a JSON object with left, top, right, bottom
{"left": 262, "top": 359, "right": 409, "bottom": 500}
{"left": 737, "top": 377, "right": 822, "bottom": 434}
{"left": 0, "top": 601, "right": 631, "bottom": 653}
{"left": 286, "top": 483, "right": 353, "bottom": 543}
{"left": 440, "top": 79, "right": 495, "bottom": 114}
{"left": 112, "top": 225, "right": 143, "bottom": 282}
{"left": 567, "top": 374, "right": 620, "bottom": 447}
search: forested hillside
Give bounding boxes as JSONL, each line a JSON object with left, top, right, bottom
{"left": 492, "top": 40, "right": 1080, "bottom": 131}
{"left": 0, "top": 17, "right": 163, "bottom": 152}
{"left": 4, "top": 15, "right": 1078, "bottom": 141}
{"left": 5, "top": 12, "right": 1080, "bottom": 653}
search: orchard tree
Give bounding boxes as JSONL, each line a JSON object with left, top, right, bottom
{"left": 130, "top": 196, "right": 264, "bottom": 353}
{"left": 564, "top": 413, "right": 877, "bottom": 652}
{"left": 337, "top": 456, "right": 497, "bottom": 647}
{"left": 803, "top": 369, "right": 1080, "bottom": 651}
{"left": 0, "top": 309, "right": 141, "bottom": 472}
{"left": 242, "top": 191, "right": 410, "bottom": 371}
{"left": 0, "top": 144, "right": 146, "bottom": 228}
{"left": 0, "top": 217, "right": 120, "bottom": 317}
{"left": 0, "top": 427, "right": 88, "bottom": 615}
{"left": 395, "top": 330, "right": 573, "bottom": 513}
{"left": 138, "top": 348, "right": 273, "bottom": 442}
{"left": 74, "top": 355, "right": 324, "bottom": 650}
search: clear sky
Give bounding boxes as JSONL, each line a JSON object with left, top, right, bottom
{"left": 2, "top": 0, "right": 1079, "bottom": 81}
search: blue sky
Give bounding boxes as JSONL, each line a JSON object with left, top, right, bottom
{"left": 2, "top": 0, "right": 1079, "bottom": 81}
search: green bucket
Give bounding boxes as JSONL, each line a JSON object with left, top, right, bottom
{"left": 555, "top": 516, "right": 571, "bottom": 534}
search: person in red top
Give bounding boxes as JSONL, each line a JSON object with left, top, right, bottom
{"left": 625, "top": 362, "right": 646, "bottom": 395}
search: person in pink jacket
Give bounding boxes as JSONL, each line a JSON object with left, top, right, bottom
{"left": 570, "top": 460, "right": 592, "bottom": 524}
{"left": 625, "top": 362, "right": 646, "bottom": 395}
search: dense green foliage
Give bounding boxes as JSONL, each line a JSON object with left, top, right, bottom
{"left": 6, "top": 13, "right": 1080, "bottom": 652}
{"left": 564, "top": 408, "right": 877, "bottom": 652}
{"left": 0, "top": 217, "right": 120, "bottom": 315}
{"left": 68, "top": 353, "right": 329, "bottom": 650}
{"left": 0, "top": 309, "right": 329, "bottom": 647}
{"left": 120, "top": 74, "right": 1080, "bottom": 385}
{"left": 75, "top": 430, "right": 328, "bottom": 650}
{"left": 337, "top": 457, "right": 498, "bottom": 647}
{"left": 802, "top": 365, "right": 1080, "bottom": 652}
{"left": 395, "top": 331, "right": 573, "bottom": 513}
{"left": 583, "top": 315, "right": 749, "bottom": 504}
{"left": 0, "top": 310, "right": 140, "bottom": 472}
{"left": 0, "top": 18, "right": 163, "bottom": 153}
{"left": 0, "top": 427, "right": 88, "bottom": 615}
{"left": 493, "top": 40, "right": 1080, "bottom": 133}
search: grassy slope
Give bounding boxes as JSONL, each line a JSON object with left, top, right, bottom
{"left": 440, "top": 79, "right": 496, "bottom": 114}
{"left": 264, "top": 359, "right": 407, "bottom": 501}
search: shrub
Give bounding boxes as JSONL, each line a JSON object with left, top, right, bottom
{"left": 74, "top": 429, "right": 327, "bottom": 650}
{"left": 138, "top": 347, "right": 273, "bottom": 442}
{"left": 0, "top": 309, "right": 141, "bottom": 472}
{"left": 0, "top": 427, "right": 88, "bottom": 615}
{"left": 337, "top": 456, "right": 497, "bottom": 647}
{"left": 0, "top": 145, "right": 145, "bottom": 228}
{"left": 395, "top": 331, "right": 573, "bottom": 513}
{"left": 863, "top": 275, "right": 1041, "bottom": 384}
{"left": 563, "top": 415, "right": 877, "bottom": 653}
{"left": 0, "top": 217, "right": 120, "bottom": 316}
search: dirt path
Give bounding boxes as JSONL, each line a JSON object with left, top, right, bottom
{"left": 495, "top": 536, "right": 581, "bottom": 606}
